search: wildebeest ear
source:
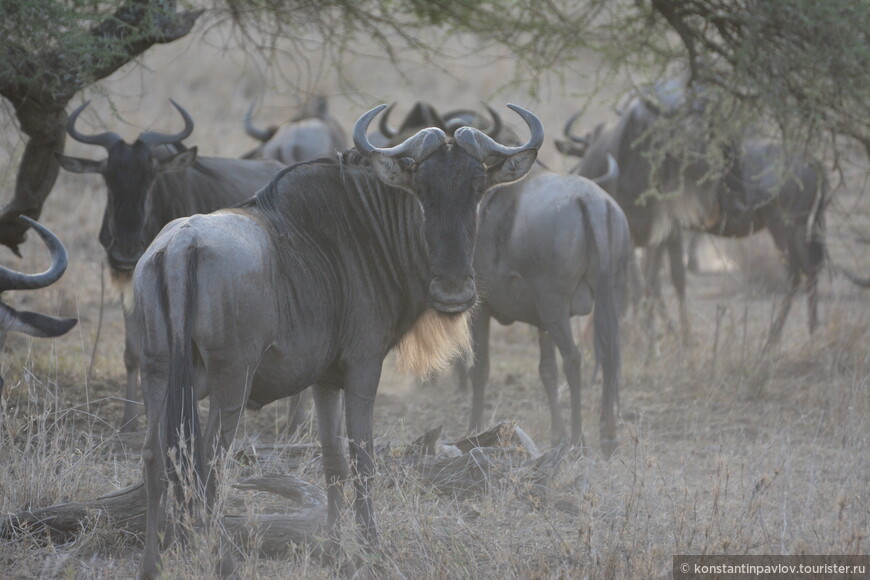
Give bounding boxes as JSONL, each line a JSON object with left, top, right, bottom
{"left": 2, "top": 305, "right": 77, "bottom": 338}
{"left": 157, "top": 146, "right": 197, "bottom": 173}
{"left": 55, "top": 153, "right": 106, "bottom": 175}
{"left": 486, "top": 149, "right": 537, "bottom": 187}
{"left": 370, "top": 153, "right": 415, "bottom": 191}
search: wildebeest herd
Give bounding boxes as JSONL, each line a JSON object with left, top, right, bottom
{"left": 1, "top": 72, "right": 864, "bottom": 579}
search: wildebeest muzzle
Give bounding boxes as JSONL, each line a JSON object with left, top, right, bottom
{"left": 429, "top": 275, "right": 476, "bottom": 313}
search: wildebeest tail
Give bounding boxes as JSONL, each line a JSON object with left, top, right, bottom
{"left": 582, "top": 197, "right": 623, "bottom": 415}
{"left": 160, "top": 244, "right": 206, "bottom": 507}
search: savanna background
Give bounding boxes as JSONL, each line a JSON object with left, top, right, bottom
{"left": 0, "top": 9, "right": 868, "bottom": 579}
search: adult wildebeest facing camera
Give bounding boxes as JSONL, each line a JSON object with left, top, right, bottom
{"left": 132, "top": 104, "right": 543, "bottom": 579}
{"left": 56, "top": 100, "right": 284, "bottom": 430}
{"left": 382, "top": 102, "right": 628, "bottom": 454}
{"left": 0, "top": 217, "right": 77, "bottom": 391}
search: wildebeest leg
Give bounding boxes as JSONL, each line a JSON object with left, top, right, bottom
{"left": 468, "top": 311, "right": 492, "bottom": 432}
{"left": 806, "top": 267, "right": 820, "bottom": 335}
{"left": 121, "top": 313, "right": 141, "bottom": 432}
{"left": 642, "top": 244, "right": 666, "bottom": 360}
{"left": 791, "top": 225, "right": 824, "bottom": 336}
{"left": 344, "top": 365, "right": 381, "bottom": 549}
{"left": 285, "top": 391, "right": 310, "bottom": 436}
{"left": 312, "top": 383, "right": 348, "bottom": 555}
{"left": 139, "top": 361, "right": 169, "bottom": 580}
{"left": 686, "top": 232, "right": 702, "bottom": 273}
{"left": 540, "top": 315, "right": 584, "bottom": 448}
{"left": 642, "top": 244, "right": 667, "bottom": 323}
{"left": 201, "top": 364, "right": 252, "bottom": 489}
{"left": 666, "top": 230, "right": 691, "bottom": 345}
{"left": 200, "top": 363, "right": 253, "bottom": 580}
{"left": 763, "top": 222, "right": 804, "bottom": 351}
{"left": 626, "top": 251, "right": 644, "bottom": 317}
{"left": 764, "top": 253, "right": 801, "bottom": 352}
{"left": 537, "top": 330, "right": 568, "bottom": 444}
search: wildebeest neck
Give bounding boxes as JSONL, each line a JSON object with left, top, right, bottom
{"left": 251, "top": 157, "right": 470, "bottom": 340}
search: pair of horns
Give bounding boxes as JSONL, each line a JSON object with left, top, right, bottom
{"left": 354, "top": 104, "right": 543, "bottom": 162}
{"left": 66, "top": 100, "right": 194, "bottom": 149}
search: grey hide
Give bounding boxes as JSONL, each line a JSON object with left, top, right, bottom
{"left": 470, "top": 168, "right": 632, "bottom": 453}
{"left": 57, "top": 100, "right": 285, "bottom": 430}
{"left": 131, "top": 104, "right": 543, "bottom": 579}
{"left": 560, "top": 77, "right": 827, "bottom": 349}
{"left": 242, "top": 95, "right": 348, "bottom": 164}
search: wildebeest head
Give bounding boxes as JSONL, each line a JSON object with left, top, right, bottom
{"left": 554, "top": 110, "right": 604, "bottom": 159}
{"left": 57, "top": 100, "right": 198, "bottom": 271}
{"left": 243, "top": 95, "right": 348, "bottom": 164}
{"left": 0, "top": 217, "right": 77, "bottom": 390}
{"left": 354, "top": 104, "right": 543, "bottom": 313}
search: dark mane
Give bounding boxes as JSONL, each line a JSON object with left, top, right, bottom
{"left": 247, "top": 147, "right": 429, "bottom": 341}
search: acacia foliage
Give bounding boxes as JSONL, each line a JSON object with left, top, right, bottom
{"left": 1, "top": 0, "right": 867, "bottom": 149}
{"left": 216, "top": 0, "right": 870, "bottom": 156}
{"left": 0, "top": 0, "right": 868, "bottom": 251}
{"left": 0, "top": 0, "right": 202, "bottom": 105}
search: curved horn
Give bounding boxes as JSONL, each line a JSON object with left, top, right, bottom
{"left": 453, "top": 104, "right": 544, "bottom": 162}
{"left": 483, "top": 103, "right": 502, "bottom": 139}
{"left": 354, "top": 105, "right": 446, "bottom": 161}
{"left": 66, "top": 101, "right": 122, "bottom": 149}
{"left": 592, "top": 154, "right": 619, "bottom": 185}
{"left": 378, "top": 103, "right": 397, "bottom": 140}
{"left": 243, "top": 102, "right": 277, "bottom": 142}
{"left": 563, "top": 111, "right": 588, "bottom": 144}
{"left": 138, "top": 99, "right": 195, "bottom": 146}
{"left": 0, "top": 217, "right": 68, "bottom": 291}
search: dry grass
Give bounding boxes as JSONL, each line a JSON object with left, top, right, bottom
{"left": 1, "top": 27, "right": 868, "bottom": 579}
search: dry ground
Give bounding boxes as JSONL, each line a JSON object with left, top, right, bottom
{"left": 1, "top": 26, "right": 868, "bottom": 579}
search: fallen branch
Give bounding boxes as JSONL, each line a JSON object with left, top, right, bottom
{"left": 1, "top": 423, "right": 558, "bottom": 549}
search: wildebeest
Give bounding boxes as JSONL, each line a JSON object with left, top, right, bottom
{"left": 242, "top": 94, "right": 348, "bottom": 163}
{"left": 469, "top": 168, "right": 631, "bottom": 452}
{"left": 0, "top": 217, "right": 77, "bottom": 391}
{"left": 385, "top": 102, "right": 627, "bottom": 451}
{"left": 557, "top": 77, "right": 828, "bottom": 348}
{"left": 56, "top": 100, "right": 284, "bottom": 430}
{"left": 131, "top": 104, "right": 543, "bottom": 578}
